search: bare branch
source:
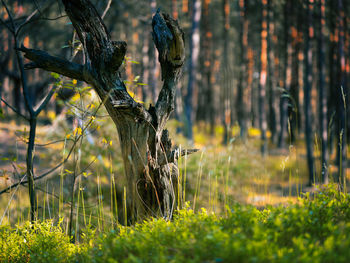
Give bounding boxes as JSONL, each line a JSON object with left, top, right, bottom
{"left": 0, "top": 92, "right": 107, "bottom": 196}
{"left": 0, "top": 98, "right": 28, "bottom": 120}
{"left": 101, "top": 0, "right": 112, "bottom": 19}
{"left": 34, "top": 85, "right": 57, "bottom": 116}
{"left": 35, "top": 139, "right": 68, "bottom": 147}
{"left": 61, "top": 0, "right": 127, "bottom": 75}
{"left": 17, "top": 46, "right": 89, "bottom": 82}
{"left": 16, "top": 9, "right": 38, "bottom": 33}
{"left": 62, "top": 0, "right": 112, "bottom": 68}
{"left": 16, "top": 1, "right": 65, "bottom": 33}
{"left": 152, "top": 10, "right": 185, "bottom": 130}
{"left": 0, "top": 16, "right": 14, "bottom": 33}
{"left": 1, "top": 0, "right": 15, "bottom": 33}
{"left": 69, "top": 0, "right": 113, "bottom": 62}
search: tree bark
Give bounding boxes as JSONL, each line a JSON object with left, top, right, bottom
{"left": 149, "top": 0, "right": 160, "bottom": 104}
{"left": 259, "top": 0, "right": 268, "bottom": 155}
{"left": 19, "top": 0, "right": 189, "bottom": 222}
{"left": 337, "top": 0, "right": 347, "bottom": 188}
{"left": 317, "top": 0, "right": 328, "bottom": 184}
{"left": 222, "top": 0, "right": 231, "bottom": 144}
{"left": 289, "top": 3, "right": 302, "bottom": 143}
{"left": 237, "top": 0, "right": 249, "bottom": 140}
{"left": 196, "top": 0, "right": 214, "bottom": 135}
{"left": 141, "top": 27, "right": 150, "bottom": 102}
{"left": 304, "top": 0, "right": 315, "bottom": 186}
{"left": 184, "top": 0, "right": 201, "bottom": 141}
{"left": 327, "top": 0, "right": 337, "bottom": 158}
{"left": 278, "top": 0, "right": 292, "bottom": 149}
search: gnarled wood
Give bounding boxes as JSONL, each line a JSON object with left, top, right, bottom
{"left": 19, "top": 0, "right": 188, "bottom": 222}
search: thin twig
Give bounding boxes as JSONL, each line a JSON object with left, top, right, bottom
{"left": 101, "top": 0, "right": 112, "bottom": 19}
{"left": 0, "top": 174, "right": 27, "bottom": 225}
{"left": 0, "top": 98, "right": 28, "bottom": 120}
{"left": 0, "top": 92, "right": 109, "bottom": 196}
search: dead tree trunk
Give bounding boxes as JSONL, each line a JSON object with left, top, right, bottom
{"left": 19, "top": 0, "right": 190, "bottom": 222}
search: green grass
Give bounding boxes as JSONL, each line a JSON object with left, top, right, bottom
{"left": 1, "top": 103, "right": 349, "bottom": 262}
{"left": 1, "top": 185, "right": 350, "bottom": 262}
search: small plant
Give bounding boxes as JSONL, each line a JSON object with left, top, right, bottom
{"left": 0, "top": 220, "right": 78, "bottom": 263}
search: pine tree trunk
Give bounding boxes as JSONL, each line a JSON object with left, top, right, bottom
{"left": 304, "top": 0, "right": 315, "bottom": 186}
{"left": 317, "top": 0, "right": 329, "bottom": 184}
{"left": 290, "top": 3, "right": 302, "bottom": 143}
{"left": 222, "top": 0, "right": 231, "bottom": 144}
{"left": 278, "top": 0, "right": 292, "bottom": 149}
{"left": 337, "top": 0, "right": 347, "bottom": 188}
{"left": 196, "top": 0, "right": 214, "bottom": 134}
{"left": 237, "top": 0, "right": 249, "bottom": 140}
{"left": 267, "top": 0, "right": 280, "bottom": 145}
{"left": 185, "top": 0, "right": 201, "bottom": 141}
{"left": 328, "top": 0, "right": 337, "bottom": 158}
{"left": 259, "top": 0, "right": 268, "bottom": 155}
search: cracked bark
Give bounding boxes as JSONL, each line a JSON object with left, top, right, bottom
{"left": 19, "top": 0, "right": 194, "bottom": 222}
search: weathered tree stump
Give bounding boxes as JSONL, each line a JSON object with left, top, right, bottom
{"left": 19, "top": 0, "right": 196, "bottom": 222}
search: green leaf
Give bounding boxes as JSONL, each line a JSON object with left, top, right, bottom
{"left": 51, "top": 72, "right": 60, "bottom": 79}
{"left": 0, "top": 107, "right": 4, "bottom": 118}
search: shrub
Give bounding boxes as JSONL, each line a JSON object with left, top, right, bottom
{"left": 0, "top": 219, "right": 77, "bottom": 263}
{"left": 85, "top": 185, "right": 350, "bottom": 263}
{"left": 3, "top": 185, "right": 350, "bottom": 263}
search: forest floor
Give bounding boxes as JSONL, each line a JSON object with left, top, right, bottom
{"left": 1, "top": 116, "right": 349, "bottom": 226}
{"left": 1, "top": 117, "right": 350, "bottom": 262}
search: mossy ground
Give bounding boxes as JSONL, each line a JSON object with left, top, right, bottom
{"left": 1, "top": 185, "right": 350, "bottom": 262}
{"left": 1, "top": 116, "right": 350, "bottom": 262}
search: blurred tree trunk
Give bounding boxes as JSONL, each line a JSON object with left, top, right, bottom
{"left": 222, "top": 0, "right": 231, "bottom": 144}
{"left": 172, "top": 0, "right": 178, "bottom": 20}
{"left": 252, "top": 50, "right": 260, "bottom": 129}
{"left": 237, "top": 0, "right": 249, "bottom": 140}
{"left": 267, "top": 0, "right": 280, "bottom": 145}
{"left": 172, "top": 0, "right": 183, "bottom": 133}
{"left": 278, "top": 0, "right": 292, "bottom": 148}
{"left": 185, "top": 0, "right": 201, "bottom": 141}
{"left": 0, "top": 29, "right": 11, "bottom": 111}
{"left": 141, "top": 28, "right": 150, "bottom": 102}
{"left": 328, "top": 0, "right": 338, "bottom": 158}
{"left": 258, "top": 0, "right": 268, "bottom": 155}
{"left": 290, "top": 2, "right": 302, "bottom": 143}
{"left": 317, "top": 0, "right": 328, "bottom": 184}
{"left": 346, "top": 10, "right": 350, "bottom": 145}
{"left": 247, "top": 47, "right": 254, "bottom": 129}
{"left": 337, "top": 0, "right": 347, "bottom": 188}
{"left": 304, "top": 0, "right": 315, "bottom": 186}
{"left": 197, "top": 0, "right": 214, "bottom": 135}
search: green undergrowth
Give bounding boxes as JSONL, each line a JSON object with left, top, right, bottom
{"left": 1, "top": 185, "right": 350, "bottom": 263}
